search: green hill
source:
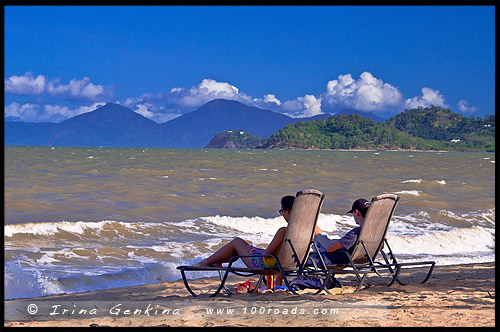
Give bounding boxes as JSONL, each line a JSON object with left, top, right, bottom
{"left": 259, "top": 107, "right": 494, "bottom": 151}
{"left": 386, "top": 106, "right": 495, "bottom": 151}
{"left": 205, "top": 130, "right": 266, "bottom": 149}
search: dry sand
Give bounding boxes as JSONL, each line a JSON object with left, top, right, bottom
{"left": 4, "top": 262, "right": 495, "bottom": 328}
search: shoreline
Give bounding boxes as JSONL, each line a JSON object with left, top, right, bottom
{"left": 4, "top": 262, "right": 495, "bottom": 327}
{"left": 5, "top": 145, "right": 494, "bottom": 153}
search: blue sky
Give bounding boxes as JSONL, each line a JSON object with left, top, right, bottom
{"left": 4, "top": 5, "right": 495, "bottom": 123}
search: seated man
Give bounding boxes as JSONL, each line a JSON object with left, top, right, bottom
{"left": 322, "top": 198, "right": 370, "bottom": 264}
{"left": 290, "top": 198, "right": 370, "bottom": 291}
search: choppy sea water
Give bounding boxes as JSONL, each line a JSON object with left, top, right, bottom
{"left": 4, "top": 146, "right": 495, "bottom": 299}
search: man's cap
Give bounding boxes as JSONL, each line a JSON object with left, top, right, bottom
{"left": 347, "top": 198, "right": 370, "bottom": 214}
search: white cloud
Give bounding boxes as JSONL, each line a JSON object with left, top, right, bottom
{"left": 405, "top": 87, "right": 449, "bottom": 109}
{"left": 4, "top": 102, "right": 106, "bottom": 122}
{"left": 322, "top": 72, "right": 404, "bottom": 113}
{"left": 8, "top": 73, "right": 472, "bottom": 123}
{"left": 131, "top": 103, "right": 182, "bottom": 123}
{"left": 125, "top": 79, "right": 307, "bottom": 118}
{"left": 200, "top": 78, "right": 239, "bottom": 95}
{"left": 154, "top": 113, "right": 182, "bottom": 123}
{"left": 47, "top": 77, "right": 113, "bottom": 101}
{"left": 4, "top": 73, "right": 113, "bottom": 101}
{"left": 4, "top": 102, "right": 40, "bottom": 121}
{"left": 45, "top": 102, "right": 106, "bottom": 121}
{"left": 457, "top": 99, "right": 479, "bottom": 113}
{"left": 263, "top": 94, "right": 281, "bottom": 105}
{"left": 170, "top": 78, "right": 251, "bottom": 107}
{"left": 133, "top": 104, "right": 155, "bottom": 118}
{"left": 297, "top": 95, "right": 323, "bottom": 117}
{"left": 4, "top": 72, "right": 46, "bottom": 95}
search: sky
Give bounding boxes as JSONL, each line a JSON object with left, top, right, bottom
{"left": 4, "top": 5, "right": 495, "bottom": 123}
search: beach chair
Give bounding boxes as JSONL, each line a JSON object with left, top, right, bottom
{"left": 310, "top": 194, "right": 435, "bottom": 293}
{"left": 177, "top": 189, "right": 325, "bottom": 297}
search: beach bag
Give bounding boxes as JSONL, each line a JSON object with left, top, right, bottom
{"left": 289, "top": 276, "right": 342, "bottom": 290}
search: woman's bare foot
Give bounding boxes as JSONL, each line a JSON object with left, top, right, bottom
{"left": 193, "top": 261, "right": 222, "bottom": 267}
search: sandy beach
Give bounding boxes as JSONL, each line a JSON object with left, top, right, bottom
{"left": 4, "top": 262, "right": 495, "bottom": 328}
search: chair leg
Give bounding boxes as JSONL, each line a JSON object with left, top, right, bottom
{"left": 312, "top": 271, "right": 333, "bottom": 295}
{"left": 387, "top": 261, "right": 435, "bottom": 286}
{"left": 281, "top": 274, "right": 300, "bottom": 295}
{"left": 419, "top": 262, "right": 436, "bottom": 284}
{"left": 387, "top": 265, "right": 405, "bottom": 287}
{"left": 180, "top": 269, "right": 199, "bottom": 297}
{"left": 354, "top": 272, "right": 370, "bottom": 292}
{"left": 210, "top": 268, "right": 233, "bottom": 297}
{"left": 250, "top": 275, "right": 265, "bottom": 293}
{"left": 216, "top": 270, "right": 234, "bottom": 295}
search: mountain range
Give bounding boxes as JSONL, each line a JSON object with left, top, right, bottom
{"left": 5, "top": 99, "right": 382, "bottom": 148}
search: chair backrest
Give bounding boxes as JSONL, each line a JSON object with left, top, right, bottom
{"left": 349, "top": 194, "right": 399, "bottom": 264}
{"left": 277, "top": 189, "right": 325, "bottom": 271}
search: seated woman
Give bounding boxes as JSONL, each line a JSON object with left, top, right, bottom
{"left": 194, "top": 195, "right": 295, "bottom": 268}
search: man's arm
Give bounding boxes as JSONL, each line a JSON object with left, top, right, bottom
{"left": 325, "top": 240, "right": 344, "bottom": 253}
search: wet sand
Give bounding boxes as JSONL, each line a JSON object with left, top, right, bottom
{"left": 4, "top": 262, "right": 495, "bottom": 327}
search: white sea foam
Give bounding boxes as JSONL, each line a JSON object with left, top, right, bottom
{"left": 199, "top": 215, "right": 286, "bottom": 243}
{"left": 126, "top": 251, "right": 157, "bottom": 264}
{"left": 389, "top": 215, "right": 446, "bottom": 235}
{"left": 4, "top": 207, "right": 495, "bottom": 299}
{"left": 387, "top": 225, "right": 494, "bottom": 256}
{"left": 393, "top": 190, "right": 421, "bottom": 196}
{"left": 4, "top": 261, "right": 64, "bottom": 300}
{"left": 436, "top": 180, "right": 446, "bottom": 184}
{"left": 437, "top": 209, "right": 496, "bottom": 227}
{"left": 5, "top": 221, "right": 88, "bottom": 237}
{"left": 36, "top": 252, "right": 60, "bottom": 266}
{"left": 316, "top": 213, "right": 356, "bottom": 234}
{"left": 401, "top": 179, "right": 422, "bottom": 183}
{"left": 4, "top": 261, "right": 188, "bottom": 300}
{"left": 4, "top": 220, "right": 136, "bottom": 238}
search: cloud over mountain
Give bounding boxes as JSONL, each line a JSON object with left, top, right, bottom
{"left": 5, "top": 72, "right": 46, "bottom": 95}
{"left": 5, "top": 101, "right": 106, "bottom": 123}
{"left": 457, "top": 99, "right": 479, "bottom": 113}
{"left": 170, "top": 79, "right": 246, "bottom": 107}
{"left": 322, "top": 72, "right": 404, "bottom": 114}
{"left": 4, "top": 71, "right": 479, "bottom": 123}
{"left": 46, "top": 77, "right": 113, "bottom": 101}
{"left": 405, "top": 87, "right": 449, "bottom": 110}
{"left": 4, "top": 72, "right": 113, "bottom": 101}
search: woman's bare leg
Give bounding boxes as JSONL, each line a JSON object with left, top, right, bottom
{"left": 195, "top": 237, "right": 253, "bottom": 267}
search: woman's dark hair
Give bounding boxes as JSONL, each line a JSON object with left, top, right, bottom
{"left": 281, "top": 195, "right": 295, "bottom": 210}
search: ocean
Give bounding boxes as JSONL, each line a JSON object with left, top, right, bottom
{"left": 4, "top": 146, "right": 495, "bottom": 300}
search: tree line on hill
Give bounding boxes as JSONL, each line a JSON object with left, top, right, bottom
{"left": 208, "top": 106, "right": 495, "bottom": 152}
